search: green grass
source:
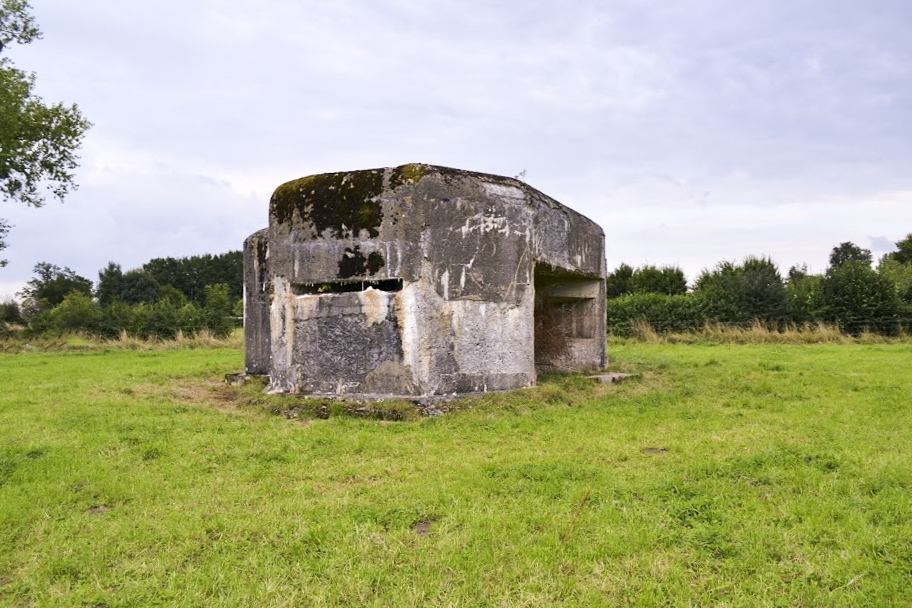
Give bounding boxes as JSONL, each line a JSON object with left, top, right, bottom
{"left": 1, "top": 342, "right": 912, "bottom": 606}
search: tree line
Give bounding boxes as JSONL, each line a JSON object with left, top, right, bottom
{"left": 1, "top": 251, "right": 242, "bottom": 339}
{"left": 607, "top": 235, "right": 912, "bottom": 336}
{"left": 7, "top": 236, "right": 912, "bottom": 340}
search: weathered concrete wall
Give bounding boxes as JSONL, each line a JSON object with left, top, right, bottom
{"left": 244, "top": 163, "right": 606, "bottom": 398}
{"left": 243, "top": 229, "right": 271, "bottom": 375}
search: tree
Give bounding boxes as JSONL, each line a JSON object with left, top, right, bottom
{"left": 630, "top": 265, "right": 687, "bottom": 296}
{"left": 895, "top": 233, "right": 912, "bottom": 265}
{"left": 157, "top": 285, "right": 188, "bottom": 308}
{"left": 821, "top": 260, "right": 900, "bottom": 334}
{"left": 694, "top": 256, "right": 787, "bottom": 325}
{"left": 829, "top": 242, "right": 872, "bottom": 269}
{"left": 144, "top": 251, "right": 243, "bottom": 307}
{"left": 0, "top": 0, "right": 91, "bottom": 262}
{"left": 0, "top": 297, "right": 22, "bottom": 323}
{"left": 881, "top": 233, "right": 912, "bottom": 266}
{"left": 786, "top": 265, "right": 824, "bottom": 325}
{"left": 18, "top": 261, "right": 92, "bottom": 311}
{"left": 608, "top": 263, "right": 687, "bottom": 298}
{"left": 877, "top": 256, "right": 912, "bottom": 303}
{"left": 203, "top": 283, "right": 233, "bottom": 338}
{"left": 607, "top": 263, "right": 633, "bottom": 299}
{"left": 0, "top": 218, "right": 7, "bottom": 267}
{"left": 48, "top": 290, "right": 101, "bottom": 332}
{"left": 120, "top": 269, "right": 159, "bottom": 305}
{"left": 95, "top": 262, "right": 124, "bottom": 307}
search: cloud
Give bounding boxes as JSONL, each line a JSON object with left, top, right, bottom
{"left": 869, "top": 236, "right": 897, "bottom": 253}
{"left": 2, "top": 0, "right": 911, "bottom": 296}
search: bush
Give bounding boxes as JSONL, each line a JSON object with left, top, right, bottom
{"left": 608, "top": 264, "right": 687, "bottom": 299}
{"left": 821, "top": 260, "right": 901, "bottom": 335}
{"left": 607, "top": 293, "right": 706, "bottom": 335}
{"left": 607, "top": 263, "right": 634, "bottom": 299}
{"left": 877, "top": 257, "right": 912, "bottom": 303}
{"left": 0, "top": 298, "right": 23, "bottom": 324}
{"left": 204, "top": 283, "right": 233, "bottom": 338}
{"left": 694, "top": 256, "right": 787, "bottom": 326}
{"left": 630, "top": 265, "right": 687, "bottom": 296}
{"left": 786, "top": 267, "right": 825, "bottom": 325}
{"left": 49, "top": 291, "right": 102, "bottom": 332}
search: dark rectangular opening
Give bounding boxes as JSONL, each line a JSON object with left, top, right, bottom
{"left": 533, "top": 265, "right": 602, "bottom": 366}
{"left": 294, "top": 278, "right": 403, "bottom": 295}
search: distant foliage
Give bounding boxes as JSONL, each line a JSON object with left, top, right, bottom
{"left": 609, "top": 237, "right": 912, "bottom": 337}
{"left": 25, "top": 293, "right": 225, "bottom": 340}
{"left": 878, "top": 256, "right": 912, "bottom": 303}
{"left": 120, "top": 269, "right": 160, "bottom": 305}
{"left": 630, "top": 265, "right": 687, "bottom": 296}
{"left": 785, "top": 265, "right": 825, "bottom": 325}
{"left": 607, "top": 293, "right": 705, "bottom": 336}
{"left": 821, "top": 261, "right": 901, "bottom": 335}
{"left": 887, "top": 233, "right": 912, "bottom": 265}
{"left": 95, "top": 262, "right": 123, "bottom": 307}
{"left": 203, "top": 283, "right": 233, "bottom": 338}
{"left": 693, "top": 256, "right": 787, "bottom": 326}
{"left": 0, "top": 219, "right": 8, "bottom": 267}
{"left": 18, "top": 253, "right": 241, "bottom": 340}
{"left": 608, "top": 263, "right": 687, "bottom": 298}
{"left": 18, "top": 262, "right": 92, "bottom": 311}
{"left": 829, "top": 242, "right": 872, "bottom": 269}
{"left": 0, "top": 298, "right": 23, "bottom": 324}
{"left": 143, "top": 251, "right": 242, "bottom": 307}
{"left": 95, "top": 263, "right": 162, "bottom": 307}
{"left": 606, "top": 263, "right": 633, "bottom": 298}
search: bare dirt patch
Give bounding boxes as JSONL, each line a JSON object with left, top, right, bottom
{"left": 413, "top": 520, "right": 434, "bottom": 536}
{"left": 640, "top": 447, "right": 669, "bottom": 455}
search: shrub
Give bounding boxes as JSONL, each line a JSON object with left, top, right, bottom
{"left": 607, "top": 293, "right": 705, "bottom": 335}
{"left": 607, "top": 263, "right": 634, "bottom": 298}
{"left": 608, "top": 264, "right": 687, "bottom": 299}
{"left": 877, "top": 257, "right": 912, "bottom": 303}
{"left": 694, "top": 256, "right": 787, "bottom": 326}
{"left": 630, "top": 265, "right": 687, "bottom": 296}
{"left": 821, "top": 260, "right": 901, "bottom": 335}
{"left": 786, "top": 267, "right": 825, "bottom": 325}
{"left": 204, "top": 283, "right": 233, "bottom": 338}
{"left": 48, "top": 291, "right": 102, "bottom": 332}
{"left": 0, "top": 298, "right": 23, "bottom": 324}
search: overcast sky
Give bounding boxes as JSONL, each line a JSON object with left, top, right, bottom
{"left": 2, "top": 0, "right": 910, "bottom": 297}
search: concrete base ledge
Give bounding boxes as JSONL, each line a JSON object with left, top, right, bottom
{"left": 588, "top": 373, "right": 637, "bottom": 383}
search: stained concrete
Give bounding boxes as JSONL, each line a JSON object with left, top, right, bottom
{"left": 244, "top": 163, "right": 606, "bottom": 398}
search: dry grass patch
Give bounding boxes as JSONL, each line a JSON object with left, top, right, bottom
{"left": 615, "top": 319, "right": 911, "bottom": 345}
{"left": 0, "top": 328, "right": 244, "bottom": 353}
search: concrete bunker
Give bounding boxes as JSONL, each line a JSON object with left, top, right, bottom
{"left": 243, "top": 163, "right": 606, "bottom": 399}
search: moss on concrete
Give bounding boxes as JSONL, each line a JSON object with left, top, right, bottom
{"left": 270, "top": 170, "right": 385, "bottom": 238}
{"left": 337, "top": 245, "right": 384, "bottom": 279}
{"left": 389, "top": 163, "right": 429, "bottom": 190}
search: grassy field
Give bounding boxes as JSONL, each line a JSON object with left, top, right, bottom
{"left": 1, "top": 340, "right": 911, "bottom": 607}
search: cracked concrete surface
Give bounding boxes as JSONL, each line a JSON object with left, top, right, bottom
{"left": 244, "top": 163, "right": 606, "bottom": 398}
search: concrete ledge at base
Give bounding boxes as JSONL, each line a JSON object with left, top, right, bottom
{"left": 223, "top": 372, "right": 635, "bottom": 417}
{"left": 589, "top": 373, "right": 638, "bottom": 384}
{"left": 225, "top": 372, "right": 269, "bottom": 386}
{"left": 283, "top": 390, "right": 520, "bottom": 416}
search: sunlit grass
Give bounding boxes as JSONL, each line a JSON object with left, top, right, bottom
{"left": 1, "top": 341, "right": 911, "bottom": 606}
